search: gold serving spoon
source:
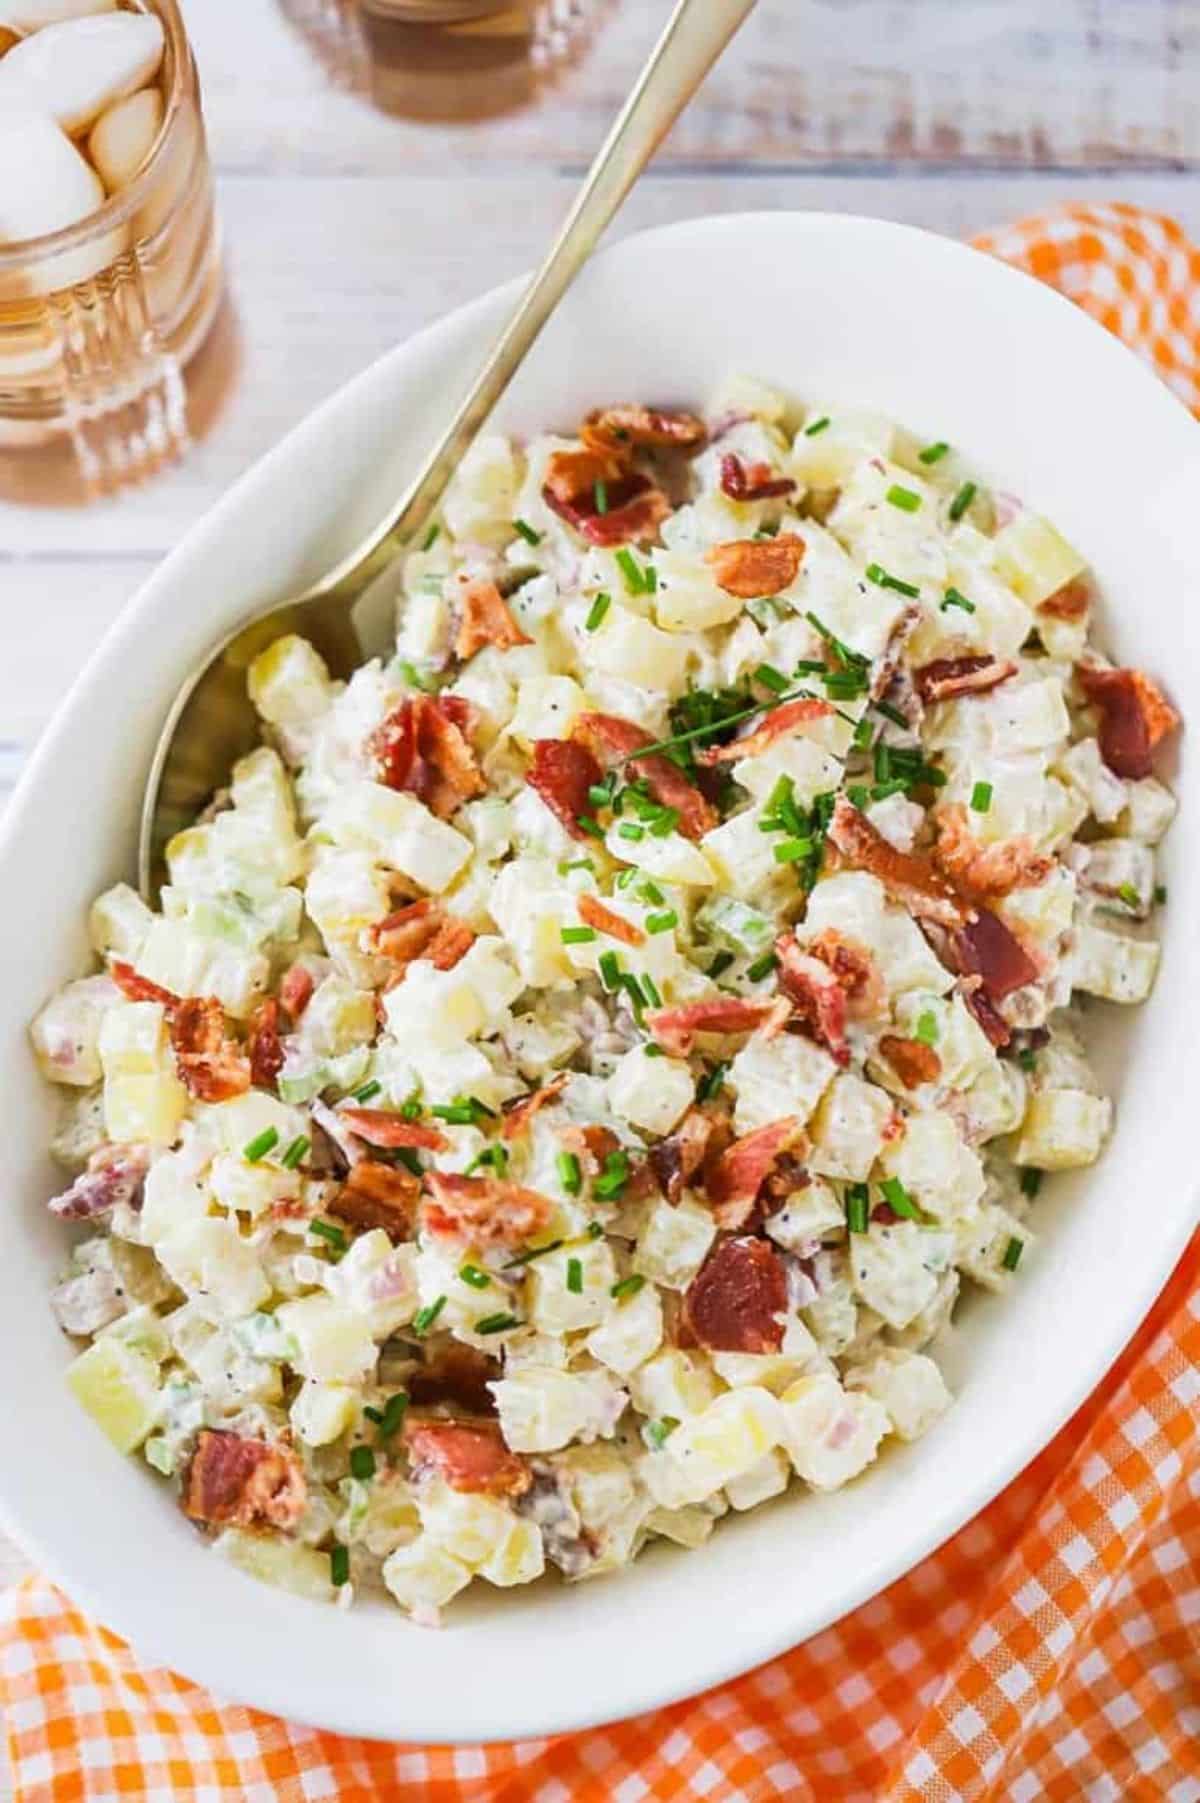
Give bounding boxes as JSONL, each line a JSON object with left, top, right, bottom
{"left": 138, "top": 0, "right": 756, "bottom": 898}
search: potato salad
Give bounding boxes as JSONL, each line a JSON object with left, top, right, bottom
{"left": 34, "top": 379, "right": 1180, "bottom": 1623}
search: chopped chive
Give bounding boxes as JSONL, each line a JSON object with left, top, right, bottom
{"left": 948, "top": 481, "right": 977, "bottom": 523}
{"left": 561, "top": 925, "right": 597, "bottom": 945}
{"left": 375, "top": 1392, "right": 408, "bottom": 1440}
{"left": 696, "top": 1060, "right": 729, "bottom": 1104}
{"left": 330, "top": 1544, "right": 350, "bottom": 1587}
{"left": 513, "top": 517, "right": 542, "bottom": 547}
{"left": 557, "top": 1151, "right": 582, "bottom": 1196}
{"left": 1018, "top": 1048, "right": 1037, "bottom": 1073}
{"left": 878, "top": 1176, "right": 919, "bottom": 1219}
{"left": 942, "top": 586, "right": 976, "bottom": 614}
{"left": 642, "top": 1415, "right": 681, "bottom": 1450}
{"left": 594, "top": 1151, "right": 630, "bottom": 1200}
{"left": 615, "top": 548, "right": 644, "bottom": 595}
{"left": 618, "top": 822, "right": 645, "bottom": 841}
{"left": 349, "top": 1445, "right": 376, "bottom": 1481}
{"left": 638, "top": 880, "right": 666, "bottom": 905}
{"left": 1020, "top": 1168, "right": 1043, "bottom": 1199}
{"left": 397, "top": 659, "right": 435, "bottom": 694}
{"left": 309, "top": 1218, "right": 347, "bottom": 1253}
{"left": 803, "top": 415, "right": 830, "bottom": 437}
{"left": 919, "top": 441, "right": 950, "bottom": 465}
{"left": 644, "top": 1044, "right": 664, "bottom": 1058}
{"left": 970, "top": 780, "right": 993, "bottom": 813}
{"left": 1154, "top": 883, "right": 1168, "bottom": 905}
{"left": 566, "top": 1257, "right": 583, "bottom": 1295}
{"left": 243, "top": 1127, "right": 279, "bottom": 1164}
{"left": 853, "top": 715, "right": 874, "bottom": 749}
{"left": 611, "top": 1274, "right": 645, "bottom": 1301}
{"left": 559, "top": 858, "right": 595, "bottom": 875}
{"left": 865, "top": 563, "right": 920, "bottom": 599}
{"left": 1116, "top": 882, "right": 1141, "bottom": 910}
{"left": 575, "top": 813, "right": 605, "bottom": 840}
{"left": 875, "top": 699, "right": 909, "bottom": 730}
{"left": 460, "top": 1263, "right": 492, "bottom": 1290}
{"left": 395, "top": 1147, "right": 423, "bottom": 1178}
{"left": 646, "top": 910, "right": 678, "bottom": 935}
{"left": 845, "top": 1184, "right": 870, "bottom": 1234}
{"left": 431, "top": 1096, "right": 492, "bottom": 1126}
{"left": 915, "top": 1010, "right": 939, "bottom": 1046}
{"left": 871, "top": 779, "right": 908, "bottom": 802}
{"left": 281, "top": 1134, "right": 311, "bottom": 1171}
{"left": 886, "top": 484, "right": 921, "bottom": 513}
{"left": 846, "top": 783, "right": 871, "bottom": 808}
{"left": 585, "top": 591, "right": 612, "bottom": 632}
{"left": 746, "top": 951, "right": 778, "bottom": 982}
{"left": 707, "top": 950, "right": 735, "bottom": 980}
{"left": 352, "top": 1079, "right": 382, "bottom": 1103}
{"left": 593, "top": 479, "right": 609, "bottom": 516}
{"left": 504, "top": 1238, "right": 565, "bottom": 1269}
{"left": 774, "top": 836, "right": 814, "bottom": 864}
{"left": 598, "top": 950, "right": 621, "bottom": 991}
{"left": 641, "top": 973, "right": 662, "bottom": 1009}
{"left": 754, "top": 662, "right": 790, "bottom": 695}
{"left": 475, "top": 1312, "right": 521, "bottom": 1336}
{"left": 412, "top": 1296, "right": 446, "bottom": 1336}
{"left": 586, "top": 1221, "right": 604, "bottom": 1239}
{"left": 1002, "top": 1235, "right": 1024, "bottom": 1272}
{"left": 587, "top": 780, "right": 614, "bottom": 809}
{"left": 421, "top": 522, "right": 440, "bottom": 551}
{"left": 642, "top": 561, "right": 658, "bottom": 594}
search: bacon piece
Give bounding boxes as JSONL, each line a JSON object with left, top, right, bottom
{"left": 421, "top": 1171, "right": 554, "bottom": 1249}
{"left": 454, "top": 578, "right": 532, "bottom": 662}
{"left": 869, "top": 602, "right": 922, "bottom": 704}
{"left": 1038, "top": 577, "right": 1090, "bottom": 622}
{"left": 182, "top": 1430, "right": 306, "bottom": 1531}
{"left": 47, "top": 1143, "right": 149, "bottom": 1221}
{"left": 954, "top": 907, "right": 1039, "bottom": 1001}
{"left": 329, "top": 1159, "right": 421, "bottom": 1241}
{"left": 542, "top": 447, "right": 670, "bottom": 548}
{"left": 369, "top": 900, "right": 473, "bottom": 977}
{"left": 404, "top": 1419, "right": 531, "bottom": 1499}
{"left": 1077, "top": 663, "right": 1180, "bottom": 780}
{"left": 807, "top": 929, "right": 886, "bottom": 1018}
{"left": 774, "top": 939, "right": 849, "bottom": 1064}
{"left": 581, "top": 404, "right": 706, "bottom": 453}
{"left": 706, "top": 1118, "right": 804, "bottom": 1230}
{"left": 704, "top": 532, "right": 805, "bottom": 599}
{"left": 695, "top": 697, "right": 833, "bottom": 766}
{"left": 933, "top": 803, "right": 1053, "bottom": 900}
{"left": 500, "top": 1073, "right": 568, "bottom": 1142}
{"left": 335, "top": 1108, "right": 449, "bottom": 1151}
{"left": 572, "top": 712, "right": 716, "bottom": 840}
{"left": 683, "top": 1236, "right": 787, "bottom": 1354}
{"left": 913, "top": 655, "right": 1017, "bottom": 705}
{"left": 960, "top": 983, "right": 1011, "bottom": 1049}
{"left": 577, "top": 893, "right": 645, "bottom": 947}
{"left": 109, "top": 960, "right": 179, "bottom": 1009}
{"left": 407, "top": 1344, "right": 501, "bottom": 1416}
{"left": 527, "top": 738, "right": 605, "bottom": 841}
{"left": 425, "top": 917, "right": 475, "bottom": 971}
{"left": 718, "top": 452, "right": 796, "bottom": 503}
{"left": 368, "top": 694, "right": 484, "bottom": 819}
{"left": 248, "top": 998, "right": 285, "bottom": 1092}
{"left": 645, "top": 996, "right": 787, "bottom": 1058}
{"left": 279, "top": 962, "right": 314, "bottom": 1021}
{"left": 169, "top": 997, "right": 251, "bottom": 1103}
{"left": 827, "top": 796, "right": 964, "bottom": 929}
{"left": 649, "top": 1108, "right": 721, "bottom": 1204}
{"left": 878, "top": 1034, "right": 942, "bottom": 1089}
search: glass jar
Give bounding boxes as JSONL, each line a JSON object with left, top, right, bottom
{"left": 0, "top": 0, "right": 225, "bottom": 501}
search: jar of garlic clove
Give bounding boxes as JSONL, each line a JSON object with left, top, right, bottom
{"left": 0, "top": 0, "right": 224, "bottom": 498}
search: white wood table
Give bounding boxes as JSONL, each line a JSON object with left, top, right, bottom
{"left": 1, "top": 0, "right": 1197, "bottom": 1785}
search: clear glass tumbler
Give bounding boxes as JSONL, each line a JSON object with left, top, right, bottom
{"left": 0, "top": 0, "right": 225, "bottom": 501}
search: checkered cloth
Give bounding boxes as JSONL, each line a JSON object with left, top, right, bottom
{"left": 3, "top": 203, "right": 1198, "bottom": 1803}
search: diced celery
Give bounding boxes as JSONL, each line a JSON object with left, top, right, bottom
{"left": 231, "top": 1312, "right": 300, "bottom": 1364}
{"left": 696, "top": 893, "right": 775, "bottom": 955}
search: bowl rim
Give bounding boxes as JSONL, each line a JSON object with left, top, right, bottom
{"left": 2, "top": 208, "right": 1197, "bottom": 1745}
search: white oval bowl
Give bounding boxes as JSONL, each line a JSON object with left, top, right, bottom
{"left": 1, "top": 212, "right": 1197, "bottom": 1745}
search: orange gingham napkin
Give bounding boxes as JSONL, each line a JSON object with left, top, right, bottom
{"left": 3, "top": 202, "right": 1200, "bottom": 1803}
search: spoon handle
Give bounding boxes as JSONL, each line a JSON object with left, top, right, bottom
{"left": 312, "top": 0, "right": 757, "bottom": 601}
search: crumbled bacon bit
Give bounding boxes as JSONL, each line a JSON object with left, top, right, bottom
{"left": 368, "top": 694, "right": 484, "bottom": 819}
{"left": 421, "top": 1172, "right": 554, "bottom": 1249}
{"left": 827, "top": 796, "right": 964, "bottom": 929}
{"left": 774, "top": 939, "right": 849, "bottom": 1063}
{"left": 1038, "top": 577, "right": 1090, "bottom": 622}
{"left": 704, "top": 532, "right": 806, "bottom": 598}
{"left": 543, "top": 445, "right": 627, "bottom": 505}
{"left": 869, "top": 603, "right": 922, "bottom": 703}
{"left": 47, "top": 1143, "right": 149, "bottom": 1221}
{"left": 572, "top": 712, "right": 716, "bottom": 840}
{"left": 648, "top": 1109, "right": 720, "bottom": 1204}
{"left": 248, "top": 998, "right": 285, "bottom": 1092}
{"left": 581, "top": 404, "right": 706, "bottom": 453}
{"left": 335, "top": 1108, "right": 449, "bottom": 1151}
{"left": 718, "top": 452, "right": 796, "bottom": 503}
{"left": 182, "top": 1430, "right": 306, "bottom": 1531}
{"left": 454, "top": 578, "right": 532, "bottom": 662}
{"left": 169, "top": 996, "right": 251, "bottom": 1103}
{"left": 683, "top": 1236, "right": 787, "bottom": 1354}
{"left": 808, "top": 929, "right": 886, "bottom": 1016}
{"left": 960, "top": 982, "right": 1012, "bottom": 1049}
{"left": 369, "top": 900, "right": 474, "bottom": 978}
{"left": 933, "top": 803, "right": 1053, "bottom": 900}
{"left": 878, "top": 1034, "right": 942, "bottom": 1089}
{"left": 279, "top": 962, "right": 314, "bottom": 1021}
{"left": 542, "top": 448, "right": 670, "bottom": 548}
{"left": 706, "top": 1118, "right": 805, "bottom": 1230}
{"left": 407, "top": 1345, "right": 501, "bottom": 1416}
{"left": 577, "top": 893, "right": 645, "bottom": 946}
{"left": 695, "top": 697, "right": 833, "bottom": 765}
{"left": 645, "top": 996, "right": 789, "bottom": 1058}
{"left": 913, "top": 655, "right": 1017, "bottom": 705}
{"left": 1077, "top": 663, "right": 1180, "bottom": 780}
{"left": 527, "top": 738, "right": 605, "bottom": 840}
{"left": 953, "top": 908, "right": 1040, "bottom": 1006}
{"left": 500, "top": 1073, "right": 568, "bottom": 1141}
{"left": 425, "top": 917, "right": 475, "bottom": 971}
{"left": 404, "top": 1418, "right": 531, "bottom": 1499}
{"left": 329, "top": 1159, "right": 421, "bottom": 1241}
{"left": 109, "top": 961, "right": 179, "bottom": 1009}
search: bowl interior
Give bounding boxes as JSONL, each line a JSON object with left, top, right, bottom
{"left": 1, "top": 212, "right": 1197, "bottom": 1744}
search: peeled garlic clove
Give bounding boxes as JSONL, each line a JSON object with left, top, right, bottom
{"left": 0, "top": 12, "right": 163, "bottom": 134}
{"left": 88, "top": 83, "right": 162, "bottom": 192}
{"left": 0, "top": 0, "right": 117, "bottom": 31}
{"left": 0, "top": 107, "right": 102, "bottom": 242}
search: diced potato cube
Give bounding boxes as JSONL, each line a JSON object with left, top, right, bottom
{"left": 491, "top": 1366, "right": 625, "bottom": 1454}
{"left": 1120, "top": 776, "right": 1176, "bottom": 845}
{"left": 65, "top": 1335, "right": 161, "bottom": 1452}
{"left": 218, "top": 1529, "right": 335, "bottom": 1604}
{"left": 479, "top": 1516, "right": 545, "bottom": 1588}
{"left": 135, "top": 919, "right": 268, "bottom": 1020}
{"left": 849, "top": 1221, "right": 955, "bottom": 1331}
{"left": 627, "top": 1348, "right": 719, "bottom": 1422}
{"left": 291, "top": 1380, "right": 359, "bottom": 1448}
{"left": 633, "top": 1196, "right": 717, "bottom": 1291}
{"left": 877, "top": 1113, "right": 985, "bottom": 1224}
{"left": 89, "top": 883, "right": 154, "bottom": 960}
{"left": 442, "top": 432, "right": 521, "bottom": 541}
{"left": 645, "top": 1505, "right": 717, "bottom": 1549}
{"left": 382, "top": 1536, "right": 473, "bottom": 1613}
{"left": 955, "top": 1204, "right": 1032, "bottom": 1292}
{"left": 157, "top": 1217, "right": 271, "bottom": 1321}
{"left": 31, "top": 975, "right": 116, "bottom": 1088}
{"left": 104, "top": 1071, "right": 189, "bottom": 1148}
{"left": 789, "top": 412, "right": 895, "bottom": 489}
{"left": 724, "top": 1446, "right": 791, "bottom": 1511}
{"left": 700, "top": 807, "right": 789, "bottom": 901}
{"left": 321, "top": 782, "right": 471, "bottom": 894}
{"left": 248, "top": 633, "right": 335, "bottom": 727}
{"left": 585, "top": 1280, "right": 663, "bottom": 1376}
{"left": 779, "top": 1373, "right": 888, "bottom": 1490}
{"left": 382, "top": 936, "right": 521, "bottom": 1047}
{"left": 1071, "top": 920, "right": 1159, "bottom": 1004}
{"left": 729, "top": 1034, "right": 837, "bottom": 1135}
{"left": 765, "top": 1177, "right": 845, "bottom": 1251}
{"left": 99, "top": 999, "right": 168, "bottom": 1076}
{"left": 607, "top": 1045, "right": 693, "bottom": 1136}
{"left": 1014, "top": 1089, "right": 1111, "bottom": 1170}
{"left": 506, "top": 674, "right": 586, "bottom": 747}
{"left": 653, "top": 546, "right": 744, "bottom": 631}
{"left": 274, "top": 1295, "right": 377, "bottom": 1383}
{"left": 808, "top": 1073, "right": 894, "bottom": 1181}
{"left": 845, "top": 1348, "right": 951, "bottom": 1441}
{"left": 606, "top": 827, "right": 714, "bottom": 887}
{"left": 305, "top": 848, "right": 392, "bottom": 945}
{"left": 991, "top": 511, "right": 1087, "bottom": 605}
{"left": 586, "top": 607, "right": 692, "bottom": 692}
{"left": 643, "top": 1387, "right": 783, "bottom": 1507}
{"left": 526, "top": 1239, "right": 617, "bottom": 1334}
{"left": 711, "top": 1317, "right": 828, "bottom": 1395}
